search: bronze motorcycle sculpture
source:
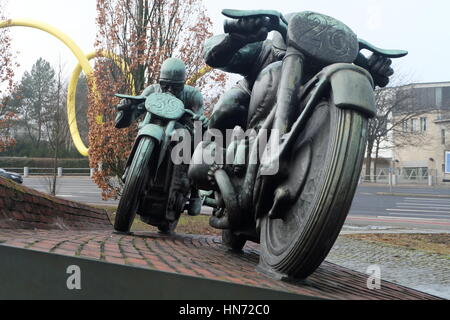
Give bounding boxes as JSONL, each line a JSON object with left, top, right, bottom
{"left": 114, "top": 92, "right": 199, "bottom": 234}
{"left": 188, "top": 10, "right": 407, "bottom": 279}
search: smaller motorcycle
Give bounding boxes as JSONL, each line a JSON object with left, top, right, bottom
{"left": 113, "top": 92, "right": 198, "bottom": 234}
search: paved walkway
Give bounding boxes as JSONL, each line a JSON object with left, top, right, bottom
{"left": 327, "top": 237, "right": 450, "bottom": 299}
{"left": 2, "top": 176, "right": 446, "bottom": 299}
{"left": 0, "top": 229, "right": 440, "bottom": 300}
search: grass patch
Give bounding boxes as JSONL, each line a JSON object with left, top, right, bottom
{"left": 343, "top": 233, "right": 450, "bottom": 256}
{"left": 96, "top": 205, "right": 220, "bottom": 236}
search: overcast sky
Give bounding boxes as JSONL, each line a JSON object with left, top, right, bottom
{"left": 3, "top": 0, "right": 450, "bottom": 84}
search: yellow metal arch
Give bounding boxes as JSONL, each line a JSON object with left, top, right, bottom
{"left": 67, "top": 50, "right": 136, "bottom": 156}
{"left": 0, "top": 19, "right": 212, "bottom": 157}
{"left": 186, "top": 66, "right": 213, "bottom": 86}
{"left": 0, "top": 19, "right": 93, "bottom": 78}
{"left": 0, "top": 19, "right": 135, "bottom": 157}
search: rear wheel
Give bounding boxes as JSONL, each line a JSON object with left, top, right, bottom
{"left": 259, "top": 100, "right": 368, "bottom": 279}
{"left": 114, "top": 137, "right": 155, "bottom": 233}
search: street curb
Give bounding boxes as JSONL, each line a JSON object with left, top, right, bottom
{"left": 376, "top": 192, "right": 450, "bottom": 199}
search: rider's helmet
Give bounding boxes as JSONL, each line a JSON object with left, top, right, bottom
{"left": 159, "top": 57, "right": 186, "bottom": 98}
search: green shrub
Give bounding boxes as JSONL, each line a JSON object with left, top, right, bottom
{"left": 0, "top": 157, "right": 90, "bottom": 169}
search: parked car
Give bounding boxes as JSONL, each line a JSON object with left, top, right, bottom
{"left": 0, "top": 168, "right": 23, "bottom": 184}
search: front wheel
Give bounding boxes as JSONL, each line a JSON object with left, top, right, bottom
{"left": 259, "top": 100, "right": 368, "bottom": 279}
{"left": 114, "top": 137, "right": 156, "bottom": 232}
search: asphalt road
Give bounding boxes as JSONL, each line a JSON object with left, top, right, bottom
{"left": 21, "top": 177, "right": 450, "bottom": 231}
{"left": 348, "top": 185, "right": 450, "bottom": 232}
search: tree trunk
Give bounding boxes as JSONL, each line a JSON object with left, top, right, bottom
{"left": 51, "top": 140, "right": 58, "bottom": 196}
{"left": 374, "top": 141, "right": 381, "bottom": 183}
{"left": 365, "top": 141, "right": 374, "bottom": 182}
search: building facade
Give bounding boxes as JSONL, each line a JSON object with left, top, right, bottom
{"left": 392, "top": 82, "right": 450, "bottom": 183}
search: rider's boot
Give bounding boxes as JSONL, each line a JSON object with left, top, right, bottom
{"left": 187, "top": 188, "right": 202, "bottom": 216}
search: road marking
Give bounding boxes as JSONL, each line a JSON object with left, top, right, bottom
{"left": 398, "top": 202, "right": 450, "bottom": 206}
{"left": 377, "top": 215, "right": 449, "bottom": 221}
{"left": 397, "top": 204, "right": 450, "bottom": 210}
{"left": 347, "top": 216, "right": 450, "bottom": 226}
{"left": 387, "top": 212, "right": 450, "bottom": 219}
{"left": 387, "top": 208, "right": 450, "bottom": 214}
{"left": 404, "top": 198, "right": 450, "bottom": 202}
{"left": 74, "top": 192, "right": 102, "bottom": 194}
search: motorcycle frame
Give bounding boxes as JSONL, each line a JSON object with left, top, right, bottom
{"left": 124, "top": 108, "right": 192, "bottom": 221}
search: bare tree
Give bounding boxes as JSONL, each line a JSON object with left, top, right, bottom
{"left": 90, "top": 0, "right": 227, "bottom": 199}
{"left": 0, "top": 0, "right": 18, "bottom": 152}
{"left": 365, "top": 75, "right": 424, "bottom": 182}
{"left": 43, "top": 61, "right": 69, "bottom": 196}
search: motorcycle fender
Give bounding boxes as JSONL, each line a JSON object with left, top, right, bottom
{"left": 327, "top": 64, "right": 376, "bottom": 118}
{"left": 138, "top": 124, "right": 165, "bottom": 142}
{"left": 126, "top": 124, "right": 164, "bottom": 168}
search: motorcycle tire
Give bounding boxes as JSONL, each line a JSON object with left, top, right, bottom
{"left": 259, "top": 100, "right": 368, "bottom": 279}
{"left": 114, "top": 137, "right": 156, "bottom": 233}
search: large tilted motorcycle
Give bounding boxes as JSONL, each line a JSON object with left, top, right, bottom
{"left": 188, "top": 10, "right": 407, "bottom": 279}
{"left": 113, "top": 92, "right": 198, "bottom": 234}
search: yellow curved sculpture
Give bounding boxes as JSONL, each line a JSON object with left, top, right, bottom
{"left": 67, "top": 50, "right": 137, "bottom": 156}
{"left": 0, "top": 19, "right": 135, "bottom": 157}
{"left": 0, "top": 19, "right": 212, "bottom": 157}
{"left": 186, "top": 66, "right": 213, "bottom": 86}
{"left": 0, "top": 19, "right": 93, "bottom": 79}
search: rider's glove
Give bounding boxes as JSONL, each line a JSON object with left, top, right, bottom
{"left": 229, "top": 17, "right": 271, "bottom": 44}
{"left": 367, "top": 54, "right": 394, "bottom": 88}
{"left": 116, "top": 98, "right": 134, "bottom": 112}
{"left": 192, "top": 114, "right": 209, "bottom": 128}
{"left": 115, "top": 99, "right": 144, "bottom": 129}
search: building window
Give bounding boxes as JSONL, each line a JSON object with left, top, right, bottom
{"left": 402, "top": 120, "right": 409, "bottom": 133}
{"left": 446, "top": 152, "right": 450, "bottom": 173}
{"left": 420, "top": 117, "right": 427, "bottom": 132}
{"left": 411, "top": 119, "right": 419, "bottom": 133}
{"left": 442, "top": 129, "right": 446, "bottom": 145}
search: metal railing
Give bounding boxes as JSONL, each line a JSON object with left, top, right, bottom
{"left": 3, "top": 167, "right": 95, "bottom": 177}
{"left": 360, "top": 168, "right": 445, "bottom": 186}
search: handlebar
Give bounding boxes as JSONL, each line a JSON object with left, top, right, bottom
{"left": 222, "top": 9, "right": 287, "bottom": 38}
{"left": 223, "top": 19, "right": 241, "bottom": 34}
{"left": 115, "top": 93, "right": 207, "bottom": 126}
{"left": 184, "top": 108, "right": 209, "bottom": 128}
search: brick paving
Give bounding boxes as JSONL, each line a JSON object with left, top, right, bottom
{"left": 0, "top": 229, "right": 441, "bottom": 300}
{"left": 0, "top": 176, "right": 443, "bottom": 300}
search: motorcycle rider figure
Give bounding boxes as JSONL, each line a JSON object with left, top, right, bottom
{"left": 204, "top": 14, "right": 395, "bottom": 136}
{"left": 115, "top": 57, "right": 206, "bottom": 216}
